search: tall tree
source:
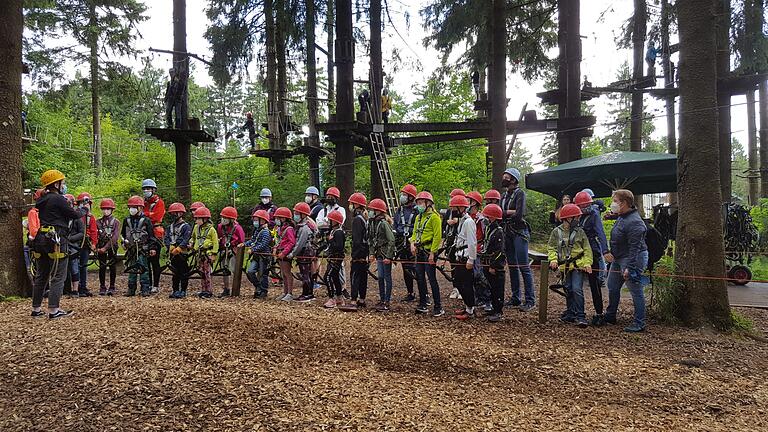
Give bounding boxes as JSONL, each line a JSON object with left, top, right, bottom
{"left": 675, "top": 0, "right": 731, "bottom": 329}
{"left": 306, "top": 0, "right": 320, "bottom": 187}
{"left": 761, "top": 81, "right": 768, "bottom": 198}
{"left": 326, "top": 0, "right": 334, "bottom": 113}
{"left": 0, "top": 0, "right": 29, "bottom": 297}
{"left": 629, "top": 0, "right": 647, "bottom": 151}
{"left": 716, "top": 0, "right": 732, "bottom": 201}
{"left": 25, "top": 0, "right": 147, "bottom": 176}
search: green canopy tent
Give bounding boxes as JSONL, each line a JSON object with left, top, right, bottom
{"left": 525, "top": 151, "right": 677, "bottom": 198}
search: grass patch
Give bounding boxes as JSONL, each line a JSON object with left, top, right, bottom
{"left": 730, "top": 310, "right": 754, "bottom": 333}
{"left": 0, "top": 295, "right": 25, "bottom": 303}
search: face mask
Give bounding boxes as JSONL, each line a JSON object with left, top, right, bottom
{"left": 368, "top": 210, "right": 376, "bottom": 219}
{"left": 501, "top": 179, "right": 511, "bottom": 187}
{"left": 103, "top": 209, "right": 112, "bottom": 217}
{"left": 221, "top": 218, "right": 230, "bottom": 225}
{"left": 143, "top": 190, "right": 153, "bottom": 199}
{"left": 349, "top": 204, "right": 355, "bottom": 212}
{"left": 253, "top": 220, "right": 259, "bottom": 228}
{"left": 275, "top": 219, "right": 282, "bottom": 226}
{"left": 293, "top": 214, "right": 301, "bottom": 223}
{"left": 326, "top": 198, "right": 337, "bottom": 206}
{"left": 610, "top": 201, "right": 621, "bottom": 214}
{"left": 415, "top": 204, "right": 426, "bottom": 214}
{"left": 60, "top": 184, "right": 68, "bottom": 194}
{"left": 261, "top": 198, "right": 270, "bottom": 205}
{"left": 129, "top": 208, "right": 139, "bottom": 216}
{"left": 304, "top": 195, "right": 313, "bottom": 204}
{"left": 400, "top": 194, "right": 409, "bottom": 205}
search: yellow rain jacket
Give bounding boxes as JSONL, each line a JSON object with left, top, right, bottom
{"left": 547, "top": 223, "right": 593, "bottom": 272}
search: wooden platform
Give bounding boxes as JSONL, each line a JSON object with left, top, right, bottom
{"left": 145, "top": 127, "right": 216, "bottom": 144}
{"left": 247, "top": 148, "right": 294, "bottom": 159}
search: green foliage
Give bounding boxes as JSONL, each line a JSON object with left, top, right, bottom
{"left": 647, "top": 256, "right": 682, "bottom": 324}
{"left": 730, "top": 310, "right": 754, "bottom": 333}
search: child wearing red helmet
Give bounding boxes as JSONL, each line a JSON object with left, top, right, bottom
{"left": 289, "top": 202, "right": 318, "bottom": 302}
{"left": 217, "top": 206, "right": 246, "bottom": 298}
{"left": 479, "top": 204, "right": 506, "bottom": 322}
{"left": 323, "top": 210, "right": 346, "bottom": 308}
{"left": 242, "top": 209, "right": 274, "bottom": 299}
{"left": 122, "top": 196, "right": 154, "bottom": 296}
{"left": 96, "top": 198, "right": 120, "bottom": 295}
{"left": 164, "top": 202, "right": 192, "bottom": 299}
{"left": 274, "top": 207, "right": 297, "bottom": 301}
{"left": 191, "top": 206, "right": 219, "bottom": 299}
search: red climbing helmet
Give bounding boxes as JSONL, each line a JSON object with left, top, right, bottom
{"left": 368, "top": 198, "right": 387, "bottom": 213}
{"left": 484, "top": 189, "right": 501, "bottom": 201}
{"left": 467, "top": 191, "right": 483, "bottom": 206}
{"left": 99, "top": 198, "right": 116, "bottom": 210}
{"left": 127, "top": 195, "right": 144, "bottom": 207}
{"left": 482, "top": 204, "right": 503, "bottom": 220}
{"left": 220, "top": 206, "right": 238, "bottom": 219}
{"left": 76, "top": 192, "right": 92, "bottom": 203}
{"left": 400, "top": 184, "right": 417, "bottom": 198}
{"left": 415, "top": 191, "right": 434, "bottom": 203}
{"left": 190, "top": 201, "right": 206, "bottom": 211}
{"left": 325, "top": 187, "right": 340, "bottom": 198}
{"left": 327, "top": 210, "right": 344, "bottom": 225}
{"left": 274, "top": 207, "right": 292, "bottom": 219}
{"left": 348, "top": 192, "right": 367, "bottom": 207}
{"left": 252, "top": 209, "right": 270, "bottom": 221}
{"left": 574, "top": 191, "right": 593, "bottom": 207}
{"left": 193, "top": 206, "right": 212, "bottom": 219}
{"left": 168, "top": 202, "right": 186, "bottom": 213}
{"left": 449, "top": 195, "right": 470, "bottom": 208}
{"left": 293, "top": 202, "right": 311, "bottom": 216}
{"left": 558, "top": 204, "right": 582, "bottom": 220}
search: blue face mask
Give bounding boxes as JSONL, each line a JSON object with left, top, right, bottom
{"left": 253, "top": 220, "right": 259, "bottom": 227}
{"left": 400, "top": 194, "right": 408, "bottom": 205}
{"left": 60, "top": 184, "right": 68, "bottom": 194}
{"left": 293, "top": 214, "right": 301, "bottom": 223}
{"left": 143, "top": 190, "right": 153, "bottom": 199}
{"left": 275, "top": 219, "right": 282, "bottom": 226}
{"left": 415, "top": 204, "right": 426, "bottom": 214}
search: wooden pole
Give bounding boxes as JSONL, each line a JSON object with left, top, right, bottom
{"left": 661, "top": 0, "right": 677, "bottom": 204}
{"left": 173, "top": 0, "right": 191, "bottom": 203}
{"left": 717, "top": 0, "right": 732, "bottom": 202}
{"left": 369, "top": 0, "right": 385, "bottom": 199}
{"left": 760, "top": 81, "right": 768, "bottom": 198}
{"left": 748, "top": 90, "right": 759, "bottom": 205}
{"left": 490, "top": 0, "right": 507, "bottom": 189}
{"left": 565, "top": 0, "right": 582, "bottom": 161}
{"left": 305, "top": 0, "right": 320, "bottom": 188}
{"left": 537, "top": 262, "right": 550, "bottom": 323}
{"left": 556, "top": 0, "right": 569, "bottom": 164}
{"left": 231, "top": 247, "right": 245, "bottom": 297}
{"left": 335, "top": 0, "right": 355, "bottom": 219}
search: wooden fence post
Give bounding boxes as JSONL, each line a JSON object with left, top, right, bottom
{"left": 538, "top": 261, "right": 550, "bottom": 323}
{"left": 232, "top": 247, "right": 245, "bottom": 297}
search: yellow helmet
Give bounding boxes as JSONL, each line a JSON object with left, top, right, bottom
{"left": 40, "top": 169, "right": 65, "bottom": 187}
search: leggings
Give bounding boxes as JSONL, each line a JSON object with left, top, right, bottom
{"left": 325, "top": 260, "right": 343, "bottom": 297}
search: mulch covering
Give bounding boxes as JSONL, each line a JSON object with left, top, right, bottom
{"left": 1, "top": 269, "right": 767, "bottom": 431}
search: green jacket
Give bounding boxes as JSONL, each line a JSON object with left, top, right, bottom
{"left": 410, "top": 208, "right": 442, "bottom": 254}
{"left": 192, "top": 222, "right": 219, "bottom": 254}
{"left": 547, "top": 223, "right": 593, "bottom": 272}
{"left": 369, "top": 217, "right": 395, "bottom": 259}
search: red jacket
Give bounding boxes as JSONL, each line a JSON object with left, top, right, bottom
{"left": 144, "top": 195, "right": 166, "bottom": 238}
{"left": 82, "top": 212, "right": 99, "bottom": 249}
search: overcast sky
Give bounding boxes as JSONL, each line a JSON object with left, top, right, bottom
{"left": 56, "top": 0, "right": 752, "bottom": 169}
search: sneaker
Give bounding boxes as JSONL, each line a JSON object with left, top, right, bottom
{"left": 78, "top": 291, "right": 93, "bottom": 298}
{"left": 455, "top": 311, "right": 471, "bottom": 321}
{"left": 402, "top": 293, "right": 416, "bottom": 302}
{"left": 505, "top": 298, "right": 521, "bottom": 307}
{"left": 196, "top": 291, "right": 206, "bottom": 298}
{"left": 31, "top": 310, "right": 46, "bottom": 318}
{"left": 296, "top": 295, "right": 315, "bottom": 303}
{"left": 107, "top": 289, "right": 115, "bottom": 296}
{"left": 49, "top": 310, "right": 74, "bottom": 320}
{"left": 487, "top": 313, "right": 502, "bottom": 323}
{"left": 624, "top": 325, "right": 645, "bottom": 333}
{"left": 426, "top": 296, "right": 433, "bottom": 306}
{"left": 416, "top": 305, "right": 429, "bottom": 314}
{"left": 323, "top": 298, "right": 337, "bottom": 308}
{"left": 218, "top": 290, "right": 231, "bottom": 298}
{"left": 590, "top": 314, "right": 604, "bottom": 326}
{"left": 178, "top": 291, "right": 187, "bottom": 298}
{"left": 603, "top": 315, "right": 617, "bottom": 325}
{"left": 518, "top": 304, "right": 535, "bottom": 312}
{"left": 169, "top": 291, "right": 179, "bottom": 299}
{"left": 432, "top": 309, "right": 445, "bottom": 317}
{"left": 576, "top": 319, "right": 589, "bottom": 328}
{"left": 98, "top": 289, "right": 107, "bottom": 296}
{"left": 483, "top": 303, "right": 493, "bottom": 313}
{"left": 150, "top": 286, "right": 160, "bottom": 294}
{"left": 449, "top": 288, "right": 459, "bottom": 299}
{"left": 342, "top": 289, "right": 351, "bottom": 299}
{"left": 280, "top": 294, "right": 294, "bottom": 302}
{"left": 375, "top": 303, "right": 390, "bottom": 312}
{"left": 356, "top": 299, "right": 366, "bottom": 308}
{"left": 254, "top": 291, "right": 268, "bottom": 299}
{"left": 559, "top": 315, "right": 576, "bottom": 323}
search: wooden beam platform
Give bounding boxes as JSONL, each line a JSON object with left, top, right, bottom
{"left": 145, "top": 127, "right": 216, "bottom": 144}
{"left": 247, "top": 148, "right": 294, "bottom": 159}
{"left": 536, "top": 89, "right": 599, "bottom": 105}
{"left": 292, "top": 145, "right": 332, "bottom": 157}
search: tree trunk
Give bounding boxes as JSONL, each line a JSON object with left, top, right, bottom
{"left": 629, "top": 0, "right": 647, "bottom": 151}
{"left": 276, "top": 0, "right": 288, "bottom": 153}
{"left": 88, "top": 4, "right": 102, "bottom": 176}
{"left": 661, "top": 0, "right": 677, "bottom": 204}
{"left": 717, "top": 0, "right": 732, "bottom": 202}
{"left": 265, "top": 0, "right": 279, "bottom": 152}
{"left": 760, "top": 81, "right": 768, "bottom": 198}
{"left": 556, "top": 0, "right": 568, "bottom": 164}
{"left": 490, "top": 0, "right": 507, "bottom": 190}
{"left": 565, "top": 0, "right": 582, "bottom": 162}
{"left": 0, "top": 0, "right": 30, "bottom": 297}
{"left": 747, "top": 90, "right": 759, "bottom": 204}
{"left": 326, "top": 0, "right": 334, "bottom": 113}
{"left": 306, "top": 0, "right": 320, "bottom": 188}
{"left": 335, "top": 0, "right": 355, "bottom": 223}
{"left": 173, "top": 0, "right": 191, "bottom": 203}
{"left": 674, "top": 0, "right": 731, "bottom": 329}
{"left": 369, "top": 0, "right": 384, "bottom": 200}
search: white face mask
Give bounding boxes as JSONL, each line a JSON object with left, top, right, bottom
{"left": 261, "top": 197, "right": 270, "bottom": 205}
{"left": 221, "top": 218, "right": 230, "bottom": 225}
{"left": 129, "top": 208, "right": 139, "bottom": 216}
{"left": 610, "top": 201, "right": 621, "bottom": 214}
{"left": 304, "top": 195, "right": 313, "bottom": 204}
{"left": 399, "top": 194, "right": 408, "bottom": 205}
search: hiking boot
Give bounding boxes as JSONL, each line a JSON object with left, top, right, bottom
{"left": 402, "top": 293, "right": 416, "bottom": 302}
{"left": 624, "top": 325, "right": 645, "bottom": 333}
{"left": 323, "top": 298, "right": 337, "bottom": 308}
{"left": 49, "top": 310, "right": 74, "bottom": 320}
{"left": 416, "top": 305, "right": 429, "bottom": 314}
{"left": 590, "top": 314, "right": 604, "bottom": 326}
{"left": 432, "top": 308, "right": 445, "bottom": 317}
{"left": 31, "top": 310, "right": 46, "bottom": 318}
{"left": 483, "top": 303, "right": 493, "bottom": 313}
{"left": 505, "top": 297, "right": 521, "bottom": 307}
{"left": 218, "top": 290, "right": 231, "bottom": 298}
{"left": 487, "top": 313, "right": 502, "bottom": 323}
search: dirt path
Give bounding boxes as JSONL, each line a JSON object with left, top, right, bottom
{"left": 1, "top": 270, "right": 767, "bottom": 431}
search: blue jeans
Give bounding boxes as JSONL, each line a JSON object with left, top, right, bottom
{"left": 505, "top": 230, "right": 535, "bottom": 306}
{"left": 377, "top": 259, "right": 393, "bottom": 303}
{"left": 605, "top": 251, "right": 649, "bottom": 328}
{"left": 563, "top": 270, "right": 586, "bottom": 321}
{"left": 246, "top": 256, "right": 269, "bottom": 294}
{"left": 79, "top": 247, "right": 91, "bottom": 292}
{"left": 69, "top": 253, "right": 80, "bottom": 283}
{"left": 415, "top": 250, "right": 442, "bottom": 311}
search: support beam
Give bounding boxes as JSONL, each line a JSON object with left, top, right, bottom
{"left": 760, "top": 81, "right": 768, "bottom": 197}
{"left": 717, "top": 0, "right": 732, "bottom": 202}
{"left": 335, "top": 0, "right": 355, "bottom": 213}
{"left": 565, "top": 0, "right": 582, "bottom": 161}
{"left": 305, "top": 0, "right": 320, "bottom": 188}
{"left": 748, "top": 90, "right": 759, "bottom": 204}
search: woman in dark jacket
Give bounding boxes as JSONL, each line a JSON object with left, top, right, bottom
{"left": 603, "top": 189, "right": 648, "bottom": 332}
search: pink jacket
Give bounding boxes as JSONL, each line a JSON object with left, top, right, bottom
{"left": 277, "top": 225, "right": 296, "bottom": 256}
{"left": 217, "top": 223, "right": 246, "bottom": 250}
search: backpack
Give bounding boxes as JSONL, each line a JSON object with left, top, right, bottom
{"left": 644, "top": 221, "right": 667, "bottom": 271}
